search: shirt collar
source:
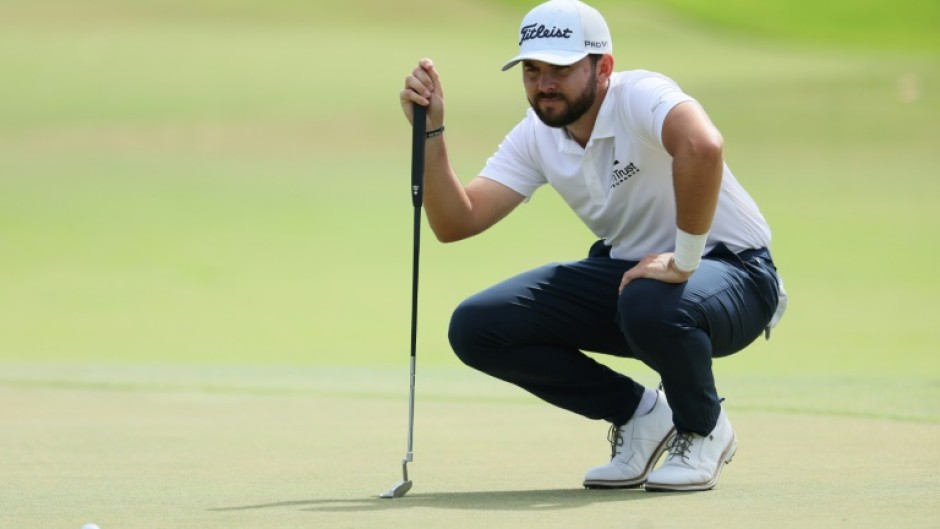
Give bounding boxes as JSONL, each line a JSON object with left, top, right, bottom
{"left": 591, "top": 87, "right": 616, "bottom": 139}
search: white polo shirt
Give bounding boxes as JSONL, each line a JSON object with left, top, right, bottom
{"left": 480, "top": 70, "right": 771, "bottom": 261}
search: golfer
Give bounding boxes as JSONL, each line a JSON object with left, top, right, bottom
{"left": 399, "top": 0, "right": 786, "bottom": 491}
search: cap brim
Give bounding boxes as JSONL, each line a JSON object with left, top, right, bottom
{"left": 501, "top": 50, "right": 589, "bottom": 71}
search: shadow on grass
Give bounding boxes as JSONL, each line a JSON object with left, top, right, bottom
{"left": 212, "top": 488, "right": 686, "bottom": 513}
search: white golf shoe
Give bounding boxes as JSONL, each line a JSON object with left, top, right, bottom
{"left": 583, "top": 390, "right": 676, "bottom": 488}
{"left": 644, "top": 407, "right": 737, "bottom": 492}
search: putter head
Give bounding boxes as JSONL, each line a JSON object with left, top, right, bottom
{"left": 379, "top": 479, "right": 413, "bottom": 499}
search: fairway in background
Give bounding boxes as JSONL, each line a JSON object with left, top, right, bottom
{"left": 2, "top": 2, "right": 939, "bottom": 527}
{"left": 0, "top": 0, "right": 938, "bottom": 421}
{"left": 638, "top": 0, "right": 940, "bottom": 53}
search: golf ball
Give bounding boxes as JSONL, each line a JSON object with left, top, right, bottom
{"left": 82, "top": 524, "right": 101, "bottom": 529}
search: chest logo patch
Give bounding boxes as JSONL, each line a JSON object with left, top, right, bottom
{"left": 611, "top": 160, "right": 640, "bottom": 188}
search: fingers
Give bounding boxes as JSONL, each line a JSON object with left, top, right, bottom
{"left": 617, "top": 261, "right": 646, "bottom": 293}
{"left": 404, "top": 75, "right": 432, "bottom": 107}
{"left": 400, "top": 58, "right": 445, "bottom": 128}
{"left": 402, "top": 58, "right": 437, "bottom": 106}
{"left": 618, "top": 259, "right": 643, "bottom": 292}
{"left": 618, "top": 253, "right": 690, "bottom": 293}
{"left": 423, "top": 58, "right": 445, "bottom": 100}
{"left": 618, "top": 274, "right": 630, "bottom": 294}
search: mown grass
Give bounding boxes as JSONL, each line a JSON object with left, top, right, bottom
{"left": 645, "top": 0, "right": 940, "bottom": 53}
{"left": 0, "top": 0, "right": 937, "bottom": 387}
{"left": 500, "top": 0, "right": 940, "bottom": 53}
{"left": 1, "top": 8, "right": 938, "bottom": 529}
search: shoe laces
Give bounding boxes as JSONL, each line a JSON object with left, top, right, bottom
{"left": 607, "top": 424, "right": 624, "bottom": 459}
{"left": 665, "top": 432, "right": 695, "bottom": 462}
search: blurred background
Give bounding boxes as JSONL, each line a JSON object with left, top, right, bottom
{"left": 1, "top": 0, "right": 938, "bottom": 420}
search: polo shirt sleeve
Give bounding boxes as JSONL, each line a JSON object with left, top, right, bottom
{"left": 621, "top": 73, "right": 696, "bottom": 149}
{"left": 479, "top": 115, "right": 547, "bottom": 199}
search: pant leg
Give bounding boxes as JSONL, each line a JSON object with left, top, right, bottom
{"left": 617, "top": 245, "right": 780, "bottom": 435}
{"left": 448, "top": 258, "right": 645, "bottom": 425}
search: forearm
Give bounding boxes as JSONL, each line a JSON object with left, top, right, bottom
{"left": 400, "top": 58, "right": 523, "bottom": 242}
{"left": 422, "top": 136, "right": 476, "bottom": 242}
{"left": 421, "top": 136, "right": 525, "bottom": 242}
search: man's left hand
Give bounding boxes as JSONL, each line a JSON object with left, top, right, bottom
{"left": 619, "top": 252, "right": 693, "bottom": 293}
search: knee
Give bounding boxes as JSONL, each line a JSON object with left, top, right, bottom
{"left": 617, "top": 281, "right": 693, "bottom": 354}
{"left": 448, "top": 298, "right": 496, "bottom": 370}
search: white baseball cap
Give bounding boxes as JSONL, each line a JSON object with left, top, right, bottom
{"left": 502, "top": 0, "right": 612, "bottom": 71}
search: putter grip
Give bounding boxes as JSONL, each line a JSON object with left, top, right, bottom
{"left": 411, "top": 104, "right": 426, "bottom": 208}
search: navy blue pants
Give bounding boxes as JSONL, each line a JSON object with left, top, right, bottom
{"left": 448, "top": 242, "right": 781, "bottom": 435}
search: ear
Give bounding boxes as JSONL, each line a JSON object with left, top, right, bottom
{"left": 596, "top": 54, "right": 615, "bottom": 84}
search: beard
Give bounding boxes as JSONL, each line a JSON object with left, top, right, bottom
{"left": 528, "top": 70, "right": 597, "bottom": 128}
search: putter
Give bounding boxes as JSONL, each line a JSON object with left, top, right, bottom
{"left": 379, "top": 103, "right": 426, "bottom": 499}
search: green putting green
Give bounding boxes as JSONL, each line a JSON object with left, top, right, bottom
{"left": 1, "top": 0, "right": 938, "bottom": 527}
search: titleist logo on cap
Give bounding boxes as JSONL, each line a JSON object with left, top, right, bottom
{"left": 519, "top": 23, "right": 573, "bottom": 45}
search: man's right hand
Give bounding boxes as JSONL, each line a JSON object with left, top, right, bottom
{"left": 400, "top": 58, "right": 446, "bottom": 131}
{"left": 397, "top": 58, "right": 525, "bottom": 244}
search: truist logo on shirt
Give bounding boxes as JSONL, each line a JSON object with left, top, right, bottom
{"left": 611, "top": 160, "right": 639, "bottom": 188}
{"left": 519, "top": 23, "right": 573, "bottom": 45}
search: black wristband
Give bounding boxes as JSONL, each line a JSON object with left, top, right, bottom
{"left": 425, "top": 125, "right": 445, "bottom": 139}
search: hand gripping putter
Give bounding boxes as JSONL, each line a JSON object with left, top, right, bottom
{"left": 380, "top": 104, "right": 426, "bottom": 499}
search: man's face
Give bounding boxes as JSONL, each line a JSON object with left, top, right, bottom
{"left": 523, "top": 57, "right": 598, "bottom": 128}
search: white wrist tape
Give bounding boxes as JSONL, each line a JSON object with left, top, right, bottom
{"left": 673, "top": 228, "right": 708, "bottom": 272}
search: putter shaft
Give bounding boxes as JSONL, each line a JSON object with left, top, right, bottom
{"left": 380, "top": 103, "right": 426, "bottom": 499}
